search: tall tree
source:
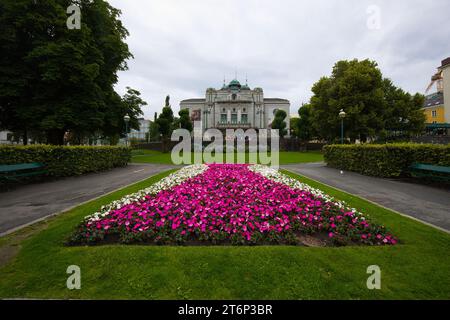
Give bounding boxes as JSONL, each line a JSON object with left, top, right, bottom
{"left": 0, "top": 0, "right": 133, "bottom": 145}
{"left": 177, "top": 109, "right": 193, "bottom": 132}
{"left": 290, "top": 117, "right": 300, "bottom": 138}
{"left": 271, "top": 110, "right": 288, "bottom": 138}
{"left": 309, "top": 59, "right": 385, "bottom": 142}
{"left": 308, "top": 59, "right": 424, "bottom": 142}
{"left": 297, "top": 104, "right": 315, "bottom": 141}
{"left": 382, "top": 79, "right": 425, "bottom": 138}
{"left": 156, "top": 102, "right": 174, "bottom": 138}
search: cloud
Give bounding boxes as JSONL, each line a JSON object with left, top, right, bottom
{"left": 108, "top": 0, "right": 450, "bottom": 118}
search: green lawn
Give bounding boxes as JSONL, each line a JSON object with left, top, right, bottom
{"left": 131, "top": 149, "right": 324, "bottom": 165}
{"left": 0, "top": 169, "right": 449, "bottom": 299}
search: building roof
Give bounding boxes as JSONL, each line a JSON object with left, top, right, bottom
{"left": 423, "top": 92, "right": 444, "bottom": 108}
{"left": 441, "top": 57, "right": 450, "bottom": 69}
{"left": 426, "top": 123, "right": 450, "bottom": 129}
{"left": 264, "top": 98, "right": 290, "bottom": 103}
{"left": 180, "top": 98, "right": 206, "bottom": 104}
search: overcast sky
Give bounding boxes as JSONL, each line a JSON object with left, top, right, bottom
{"left": 108, "top": 0, "right": 450, "bottom": 118}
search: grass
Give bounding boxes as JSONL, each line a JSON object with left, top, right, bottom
{"left": 131, "top": 149, "right": 324, "bottom": 165}
{"left": 0, "top": 168, "right": 449, "bottom": 299}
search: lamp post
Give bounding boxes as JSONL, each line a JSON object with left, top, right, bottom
{"left": 203, "top": 106, "right": 212, "bottom": 130}
{"left": 124, "top": 114, "right": 130, "bottom": 147}
{"left": 339, "top": 109, "right": 346, "bottom": 144}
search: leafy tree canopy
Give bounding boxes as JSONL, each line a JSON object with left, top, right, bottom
{"left": 271, "top": 109, "right": 288, "bottom": 138}
{"left": 308, "top": 59, "right": 425, "bottom": 142}
{"left": 156, "top": 105, "right": 174, "bottom": 138}
{"left": 0, "top": 0, "right": 140, "bottom": 145}
{"left": 297, "top": 104, "right": 315, "bottom": 141}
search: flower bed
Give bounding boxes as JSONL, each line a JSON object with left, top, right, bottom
{"left": 68, "top": 164, "right": 397, "bottom": 246}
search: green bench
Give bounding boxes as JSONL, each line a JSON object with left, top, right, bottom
{"left": 409, "top": 163, "right": 450, "bottom": 182}
{"left": 0, "top": 163, "right": 47, "bottom": 182}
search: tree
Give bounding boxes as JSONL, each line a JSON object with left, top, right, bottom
{"left": 382, "top": 79, "right": 425, "bottom": 138}
{"left": 271, "top": 110, "right": 288, "bottom": 138}
{"left": 165, "top": 95, "right": 171, "bottom": 108}
{"left": 148, "top": 121, "right": 160, "bottom": 141}
{"left": 178, "top": 109, "right": 193, "bottom": 132}
{"left": 121, "top": 87, "right": 146, "bottom": 131}
{"left": 0, "top": 0, "right": 133, "bottom": 145}
{"left": 297, "top": 104, "right": 315, "bottom": 141}
{"left": 156, "top": 98, "right": 174, "bottom": 138}
{"left": 290, "top": 117, "right": 300, "bottom": 138}
{"left": 309, "top": 59, "right": 385, "bottom": 142}
{"left": 308, "top": 59, "right": 425, "bottom": 143}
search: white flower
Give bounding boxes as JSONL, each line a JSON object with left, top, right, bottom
{"left": 84, "top": 164, "right": 208, "bottom": 222}
{"left": 249, "top": 164, "right": 369, "bottom": 220}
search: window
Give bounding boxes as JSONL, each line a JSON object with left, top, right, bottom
{"left": 232, "top": 94, "right": 237, "bottom": 101}
{"left": 241, "top": 114, "right": 248, "bottom": 124}
{"left": 220, "top": 114, "right": 227, "bottom": 123}
{"left": 231, "top": 113, "right": 238, "bottom": 124}
{"left": 432, "top": 110, "right": 437, "bottom": 118}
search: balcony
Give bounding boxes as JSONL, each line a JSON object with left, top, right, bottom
{"left": 216, "top": 122, "right": 252, "bottom": 129}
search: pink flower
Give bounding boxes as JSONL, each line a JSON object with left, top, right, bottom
{"left": 75, "top": 164, "right": 397, "bottom": 246}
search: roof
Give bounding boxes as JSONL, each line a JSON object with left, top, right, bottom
{"left": 423, "top": 92, "right": 444, "bottom": 108}
{"left": 264, "top": 98, "right": 290, "bottom": 103}
{"left": 180, "top": 98, "right": 206, "bottom": 104}
{"left": 426, "top": 123, "right": 450, "bottom": 129}
{"left": 441, "top": 57, "right": 450, "bottom": 69}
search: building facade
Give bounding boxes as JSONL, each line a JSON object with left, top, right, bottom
{"left": 180, "top": 79, "right": 290, "bottom": 136}
{"left": 423, "top": 57, "right": 450, "bottom": 130}
{"left": 128, "top": 118, "right": 151, "bottom": 141}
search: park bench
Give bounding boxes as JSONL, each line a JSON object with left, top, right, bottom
{"left": 409, "top": 163, "right": 450, "bottom": 182}
{"left": 0, "top": 163, "right": 47, "bottom": 182}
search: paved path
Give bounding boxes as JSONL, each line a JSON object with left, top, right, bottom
{"left": 282, "top": 163, "right": 450, "bottom": 232}
{"left": 0, "top": 164, "right": 177, "bottom": 235}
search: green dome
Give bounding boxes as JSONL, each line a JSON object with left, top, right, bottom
{"left": 228, "top": 79, "right": 241, "bottom": 89}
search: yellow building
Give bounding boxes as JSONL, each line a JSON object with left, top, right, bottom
{"left": 423, "top": 57, "right": 450, "bottom": 129}
{"left": 423, "top": 92, "right": 445, "bottom": 124}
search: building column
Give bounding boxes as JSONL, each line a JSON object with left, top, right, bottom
{"left": 238, "top": 109, "right": 242, "bottom": 123}
{"left": 227, "top": 109, "right": 231, "bottom": 122}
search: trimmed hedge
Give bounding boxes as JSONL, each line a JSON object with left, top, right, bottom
{"left": 323, "top": 143, "right": 450, "bottom": 178}
{"left": 0, "top": 145, "right": 131, "bottom": 177}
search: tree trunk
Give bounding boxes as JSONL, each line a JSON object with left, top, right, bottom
{"left": 23, "top": 129, "right": 28, "bottom": 146}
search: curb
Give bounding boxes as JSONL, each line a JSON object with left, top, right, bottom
{"left": 0, "top": 168, "right": 178, "bottom": 238}
{"left": 282, "top": 169, "right": 450, "bottom": 235}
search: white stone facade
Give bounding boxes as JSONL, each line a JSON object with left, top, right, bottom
{"left": 441, "top": 59, "right": 450, "bottom": 123}
{"left": 180, "top": 80, "right": 290, "bottom": 136}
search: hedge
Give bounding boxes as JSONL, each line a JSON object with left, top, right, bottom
{"left": 323, "top": 143, "right": 450, "bottom": 178}
{"left": 0, "top": 145, "right": 131, "bottom": 177}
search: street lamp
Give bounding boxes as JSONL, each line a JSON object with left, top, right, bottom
{"left": 339, "top": 109, "right": 346, "bottom": 144}
{"left": 203, "top": 106, "right": 212, "bottom": 129}
{"left": 124, "top": 114, "right": 131, "bottom": 147}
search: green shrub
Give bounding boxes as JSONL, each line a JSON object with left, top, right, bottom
{"left": 0, "top": 145, "right": 131, "bottom": 177}
{"left": 323, "top": 143, "right": 450, "bottom": 178}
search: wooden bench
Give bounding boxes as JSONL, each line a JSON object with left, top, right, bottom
{"left": 409, "top": 163, "right": 450, "bottom": 182}
{"left": 0, "top": 163, "right": 47, "bottom": 182}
